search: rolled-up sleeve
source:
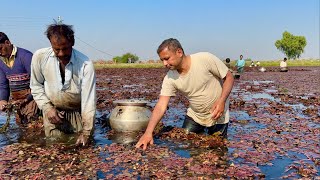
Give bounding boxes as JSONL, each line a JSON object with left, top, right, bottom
{"left": 80, "top": 61, "right": 96, "bottom": 136}
{"left": 160, "top": 74, "right": 177, "bottom": 97}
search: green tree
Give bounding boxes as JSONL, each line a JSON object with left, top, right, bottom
{"left": 113, "top": 53, "right": 139, "bottom": 63}
{"left": 275, "top": 31, "right": 307, "bottom": 59}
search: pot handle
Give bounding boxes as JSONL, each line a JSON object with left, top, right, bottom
{"left": 116, "top": 108, "right": 123, "bottom": 117}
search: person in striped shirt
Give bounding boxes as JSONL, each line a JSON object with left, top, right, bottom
{"left": 0, "top": 32, "right": 40, "bottom": 125}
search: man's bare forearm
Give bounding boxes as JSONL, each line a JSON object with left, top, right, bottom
{"left": 220, "top": 71, "right": 234, "bottom": 102}
{"left": 144, "top": 96, "right": 170, "bottom": 135}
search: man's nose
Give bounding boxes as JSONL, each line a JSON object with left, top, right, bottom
{"left": 57, "top": 50, "right": 65, "bottom": 57}
{"left": 163, "top": 60, "right": 168, "bottom": 66}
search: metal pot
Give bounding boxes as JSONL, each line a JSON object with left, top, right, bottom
{"left": 109, "top": 99, "right": 151, "bottom": 132}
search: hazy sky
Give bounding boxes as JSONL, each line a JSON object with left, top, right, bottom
{"left": 0, "top": 0, "right": 319, "bottom": 61}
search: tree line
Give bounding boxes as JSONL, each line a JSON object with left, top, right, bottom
{"left": 112, "top": 31, "right": 307, "bottom": 63}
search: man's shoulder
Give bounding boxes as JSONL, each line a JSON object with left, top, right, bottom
{"left": 32, "top": 47, "right": 53, "bottom": 62}
{"left": 16, "top": 47, "right": 33, "bottom": 58}
{"left": 73, "top": 49, "right": 91, "bottom": 64}
{"left": 191, "top": 52, "right": 214, "bottom": 58}
{"left": 34, "top": 47, "right": 52, "bottom": 56}
{"left": 191, "top": 52, "right": 220, "bottom": 64}
{"left": 16, "top": 47, "right": 33, "bottom": 56}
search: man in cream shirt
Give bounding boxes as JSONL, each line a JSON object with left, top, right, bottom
{"left": 136, "top": 38, "right": 234, "bottom": 150}
{"left": 280, "top": 57, "right": 288, "bottom": 72}
{"left": 30, "top": 23, "right": 96, "bottom": 146}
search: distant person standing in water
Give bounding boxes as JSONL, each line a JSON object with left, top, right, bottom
{"left": 0, "top": 32, "right": 40, "bottom": 126}
{"left": 225, "top": 58, "right": 231, "bottom": 69}
{"left": 280, "top": 57, "right": 288, "bottom": 72}
{"left": 235, "top": 55, "right": 245, "bottom": 73}
{"left": 249, "top": 61, "right": 254, "bottom": 67}
{"left": 30, "top": 23, "right": 96, "bottom": 146}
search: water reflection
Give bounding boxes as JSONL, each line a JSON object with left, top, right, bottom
{"left": 0, "top": 113, "right": 20, "bottom": 146}
{"left": 0, "top": 78, "right": 318, "bottom": 179}
{"left": 108, "top": 131, "right": 139, "bottom": 144}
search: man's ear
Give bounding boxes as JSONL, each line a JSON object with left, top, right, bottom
{"left": 176, "top": 48, "right": 183, "bottom": 57}
{"left": 71, "top": 38, "right": 75, "bottom": 46}
{"left": 4, "top": 40, "right": 11, "bottom": 45}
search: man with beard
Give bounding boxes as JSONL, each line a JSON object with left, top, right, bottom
{"left": 30, "top": 23, "right": 96, "bottom": 146}
{"left": 136, "top": 38, "right": 234, "bottom": 150}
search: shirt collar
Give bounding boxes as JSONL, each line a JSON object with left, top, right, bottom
{"left": 10, "top": 45, "right": 17, "bottom": 59}
{"left": 69, "top": 49, "right": 75, "bottom": 64}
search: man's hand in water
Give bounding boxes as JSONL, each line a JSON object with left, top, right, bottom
{"left": 135, "top": 132, "right": 154, "bottom": 150}
{"left": 46, "top": 108, "right": 64, "bottom": 124}
{"left": 76, "top": 134, "right": 90, "bottom": 146}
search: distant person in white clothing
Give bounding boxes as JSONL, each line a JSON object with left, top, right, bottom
{"left": 280, "top": 57, "right": 288, "bottom": 72}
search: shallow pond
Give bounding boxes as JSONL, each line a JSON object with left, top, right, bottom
{"left": 0, "top": 70, "right": 319, "bottom": 179}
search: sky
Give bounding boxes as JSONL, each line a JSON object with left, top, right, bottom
{"left": 0, "top": 0, "right": 319, "bottom": 61}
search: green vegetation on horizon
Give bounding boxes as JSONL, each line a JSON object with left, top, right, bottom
{"left": 94, "top": 63, "right": 164, "bottom": 69}
{"left": 275, "top": 31, "right": 307, "bottom": 60}
{"left": 94, "top": 59, "right": 320, "bottom": 69}
{"left": 113, "top": 53, "right": 139, "bottom": 63}
{"left": 249, "top": 59, "right": 320, "bottom": 67}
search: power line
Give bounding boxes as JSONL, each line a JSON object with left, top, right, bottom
{"left": 52, "top": 16, "right": 114, "bottom": 58}
{"left": 0, "top": 16, "right": 49, "bottom": 19}
{"left": 75, "top": 36, "right": 114, "bottom": 57}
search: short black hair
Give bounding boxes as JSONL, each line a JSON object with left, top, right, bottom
{"left": 45, "top": 23, "right": 74, "bottom": 42}
{"left": 284, "top": 57, "right": 287, "bottom": 61}
{"left": 226, "top": 58, "right": 230, "bottom": 63}
{"left": 0, "top": 32, "right": 9, "bottom": 44}
{"left": 157, "top": 38, "right": 184, "bottom": 54}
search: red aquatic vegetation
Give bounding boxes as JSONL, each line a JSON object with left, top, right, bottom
{"left": 0, "top": 67, "right": 319, "bottom": 179}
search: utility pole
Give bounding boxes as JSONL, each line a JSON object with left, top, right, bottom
{"left": 53, "top": 16, "right": 63, "bottom": 24}
{"left": 57, "top": 16, "right": 63, "bottom": 24}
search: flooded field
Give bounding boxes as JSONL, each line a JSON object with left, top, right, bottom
{"left": 0, "top": 66, "right": 319, "bottom": 179}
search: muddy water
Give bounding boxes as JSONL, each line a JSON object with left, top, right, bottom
{"left": 0, "top": 115, "right": 20, "bottom": 146}
{"left": 0, "top": 67, "right": 319, "bottom": 178}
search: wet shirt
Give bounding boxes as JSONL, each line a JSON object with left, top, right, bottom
{"left": 160, "top": 52, "right": 230, "bottom": 127}
{"left": 30, "top": 47, "right": 96, "bottom": 135}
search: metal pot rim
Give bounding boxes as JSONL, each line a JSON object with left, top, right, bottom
{"left": 113, "top": 99, "right": 149, "bottom": 106}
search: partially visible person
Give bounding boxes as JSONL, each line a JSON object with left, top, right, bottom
{"left": 225, "top": 58, "right": 231, "bottom": 69}
{"left": 280, "top": 57, "right": 288, "bottom": 72}
{"left": 258, "top": 66, "right": 266, "bottom": 72}
{"left": 255, "top": 61, "right": 260, "bottom": 67}
{"left": 235, "top": 55, "right": 245, "bottom": 73}
{"left": 249, "top": 61, "right": 254, "bottom": 67}
{"left": 0, "top": 32, "right": 40, "bottom": 126}
{"left": 30, "top": 23, "right": 96, "bottom": 146}
{"left": 136, "top": 38, "right": 234, "bottom": 150}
